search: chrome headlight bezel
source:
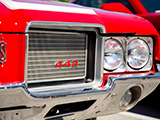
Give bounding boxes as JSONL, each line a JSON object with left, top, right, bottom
{"left": 126, "top": 37, "right": 153, "bottom": 72}
{"left": 127, "top": 38, "right": 150, "bottom": 70}
{"left": 103, "top": 36, "right": 153, "bottom": 73}
{"left": 103, "top": 37, "right": 126, "bottom": 73}
{"left": 104, "top": 38, "right": 124, "bottom": 71}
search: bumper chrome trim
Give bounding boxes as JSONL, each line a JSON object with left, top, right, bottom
{"left": 0, "top": 73, "right": 160, "bottom": 120}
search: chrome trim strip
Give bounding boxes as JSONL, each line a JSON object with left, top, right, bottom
{"left": 0, "top": 82, "right": 27, "bottom": 90}
{"left": 24, "top": 34, "right": 29, "bottom": 87}
{"left": 84, "top": 34, "right": 88, "bottom": 80}
{"left": 0, "top": 72, "right": 160, "bottom": 98}
{"left": 156, "top": 63, "right": 160, "bottom": 72}
{"left": 94, "top": 34, "right": 105, "bottom": 86}
{"left": 25, "top": 21, "right": 106, "bottom": 33}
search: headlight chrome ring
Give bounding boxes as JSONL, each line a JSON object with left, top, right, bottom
{"left": 104, "top": 39, "right": 123, "bottom": 70}
{"left": 127, "top": 39, "right": 150, "bottom": 69}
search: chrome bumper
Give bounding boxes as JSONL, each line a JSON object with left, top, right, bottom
{"left": 0, "top": 73, "right": 160, "bottom": 120}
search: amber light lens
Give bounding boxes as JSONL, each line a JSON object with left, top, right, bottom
{"left": 104, "top": 39, "right": 123, "bottom": 70}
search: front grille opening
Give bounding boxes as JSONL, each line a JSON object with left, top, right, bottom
{"left": 44, "top": 100, "right": 96, "bottom": 118}
{"left": 27, "top": 26, "right": 97, "bottom": 87}
{"left": 27, "top": 32, "right": 87, "bottom": 81}
{"left": 86, "top": 31, "right": 96, "bottom": 81}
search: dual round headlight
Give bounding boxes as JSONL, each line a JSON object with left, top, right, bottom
{"left": 127, "top": 39, "right": 149, "bottom": 69}
{"left": 104, "top": 39, "right": 123, "bottom": 70}
{"left": 104, "top": 38, "right": 150, "bottom": 71}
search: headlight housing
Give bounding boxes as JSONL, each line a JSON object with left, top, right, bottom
{"left": 103, "top": 37, "right": 153, "bottom": 73}
{"left": 104, "top": 39, "right": 123, "bottom": 70}
{"left": 127, "top": 39, "right": 149, "bottom": 69}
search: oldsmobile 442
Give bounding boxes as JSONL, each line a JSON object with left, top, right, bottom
{"left": 0, "top": 0, "right": 160, "bottom": 120}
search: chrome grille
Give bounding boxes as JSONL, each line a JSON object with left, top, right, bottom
{"left": 27, "top": 32, "right": 87, "bottom": 82}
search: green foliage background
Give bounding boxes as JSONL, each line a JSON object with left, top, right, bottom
{"left": 53, "top": 0, "right": 70, "bottom": 2}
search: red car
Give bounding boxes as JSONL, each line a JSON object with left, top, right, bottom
{"left": 71, "top": 0, "right": 160, "bottom": 95}
{"left": 71, "top": 0, "right": 160, "bottom": 34}
{"left": 0, "top": 0, "right": 160, "bottom": 120}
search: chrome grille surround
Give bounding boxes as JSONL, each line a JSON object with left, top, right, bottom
{"left": 25, "top": 21, "right": 105, "bottom": 89}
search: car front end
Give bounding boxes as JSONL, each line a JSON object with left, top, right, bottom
{"left": 0, "top": 0, "right": 160, "bottom": 120}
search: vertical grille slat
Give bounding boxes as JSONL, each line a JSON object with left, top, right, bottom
{"left": 27, "top": 32, "right": 87, "bottom": 82}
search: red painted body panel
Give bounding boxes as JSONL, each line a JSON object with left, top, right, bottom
{"left": 0, "top": 34, "right": 25, "bottom": 85}
{"left": 100, "top": 3, "right": 133, "bottom": 14}
{"left": 127, "top": 0, "right": 160, "bottom": 61}
{"left": 138, "top": 13, "right": 160, "bottom": 60}
{"left": 94, "top": 9, "right": 158, "bottom": 35}
{"left": 72, "top": 0, "right": 160, "bottom": 61}
{"left": 0, "top": 3, "right": 102, "bottom": 32}
{"left": 0, "top": 1, "right": 158, "bottom": 36}
{"left": 0, "top": 0, "right": 159, "bottom": 85}
{"left": 139, "top": 13, "right": 160, "bottom": 37}
{"left": 0, "top": 1, "right": 159, "bottom": 119}
{"left": 127, "top": 0, "right": 160, "bottom": 60}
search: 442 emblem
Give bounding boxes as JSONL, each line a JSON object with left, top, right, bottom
{"left": 55, "top": 60, "right": 78, "bottom": 68}
{"left": 0, "top": 37, "right": 6, "bottom": 67}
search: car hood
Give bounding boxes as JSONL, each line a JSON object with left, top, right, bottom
{"left": 139, "top": 13, "right": 160, "bottom": 34}
{"left": 0, "top": 0, "right": 158, "bottom": 36}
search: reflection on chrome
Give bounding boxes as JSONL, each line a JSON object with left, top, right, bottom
{"left": 127, "top": 39, "right": 149, "bottom": 69}
{"left": 104, "top": 39, "right": 123, "bottom": 70}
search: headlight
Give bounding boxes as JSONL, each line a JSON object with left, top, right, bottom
{"left": 127, "top": 39, "right": 149, "bottom": 69}
{"left": 104, "top": 39, "right": 123, "bottom": 70}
